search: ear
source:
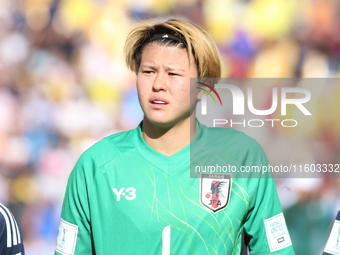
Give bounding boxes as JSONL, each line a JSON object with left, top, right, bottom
{"left": 197, "top": 88, "right": 204, "bottom": 100}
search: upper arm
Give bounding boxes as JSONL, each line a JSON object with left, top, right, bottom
{"left": 55, "top": 159, "right": 93, "bottom": 255}
{"left": 241, "top": 141, "right": 295, "bottom": 254}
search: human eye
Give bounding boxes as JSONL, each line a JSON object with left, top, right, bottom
{"left": 169, "top": 72, "right": 179, "bottom": 76}
{"left": 142, "top": 70, "right": 154, "bottom": 74}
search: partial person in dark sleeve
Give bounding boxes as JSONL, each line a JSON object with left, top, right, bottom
{"left": 0, "top": 202, "right": 25, "bottom": 255}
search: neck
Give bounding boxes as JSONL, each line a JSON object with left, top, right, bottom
{"left": 141, "top": 117, "right": 197, "bottom": 157}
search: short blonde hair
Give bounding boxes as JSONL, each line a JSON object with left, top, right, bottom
{"left": 124, "top": 19, "right": 222, "bottom": 79}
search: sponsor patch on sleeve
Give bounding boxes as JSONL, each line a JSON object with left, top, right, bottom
{"left": 264, "top": 213, "right": 292, "bottom": 252}
{"left": 56, "top": 218, "right": 78, "bottom": 255}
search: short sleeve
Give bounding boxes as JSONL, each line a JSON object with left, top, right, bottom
{"left": 242, "top": 140, "right": 295, "bottom": 255}
{"left": 55, "top": 159, "right": 93, "bottom": 255}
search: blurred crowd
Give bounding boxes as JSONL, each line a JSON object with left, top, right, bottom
{"left": 0, "top": 0, "right": 339, "bottom": 254}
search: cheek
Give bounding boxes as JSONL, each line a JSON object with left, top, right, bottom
{"left": 180, "top": 83, "right": 189, "bottom": 92}
{"left": 136, "top": 77, "right": 147, "bottom": 96}
{"left": 181, "top": 87, "right": 188, "bottom": 93}
{"left": 136, "top": 89, "right": 147, "bottom": 108}
{"left": 178, "top": 89, "right": 193, "bottom": 109}
{"left": 176, "top": 83, "right": 191, "bottom": 102}
{"left": 176, "top": 78, "right": 190, "bottom": 93}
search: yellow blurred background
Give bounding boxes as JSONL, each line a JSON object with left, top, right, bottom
{"left": 0, "top": 0, "right": 340, "bottom": 254}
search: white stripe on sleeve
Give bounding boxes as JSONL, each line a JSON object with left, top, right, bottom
{"left": 0, "top": 203, "right": 18, "bottom": 246}
{"left": 12, "top": 215, "right": 21, "bottom": 244}
{"left": 0, "top": 205, "right": 12, "bottom": 248}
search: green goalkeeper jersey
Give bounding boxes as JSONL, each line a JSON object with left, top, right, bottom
{"left": 55, "top": 120, "right": 295, "bottom": 255}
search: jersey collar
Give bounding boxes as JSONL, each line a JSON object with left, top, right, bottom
{"left": 134, "top": 119, "right": 206, "bottom": 175}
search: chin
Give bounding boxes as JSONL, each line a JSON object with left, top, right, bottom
{"left": 147, "top": 118, "right": 174, "bottom": 128}
{"left": 145, "top": 115, "right": 190, "bottom": 129}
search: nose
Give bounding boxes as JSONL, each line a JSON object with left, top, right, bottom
{"left": 152, "top": 72, "right": 167, "bottom": 92}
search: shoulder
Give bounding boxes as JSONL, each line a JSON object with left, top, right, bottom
{"left": 65, "top": 128, "right": 139, "bottom": 192}
{"left": 72, "top": 127, "right": 138, "bottom": 176}
{"left": 81, "top": 127, "right": 138, "bottom": 164}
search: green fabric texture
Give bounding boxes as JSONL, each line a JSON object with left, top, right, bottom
{"left": 55, "top": 121, "right": 295, "bottom": 255}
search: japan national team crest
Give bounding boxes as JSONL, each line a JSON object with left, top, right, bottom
{"left": 200, "top": 173, "right": 232, "bottom": 213}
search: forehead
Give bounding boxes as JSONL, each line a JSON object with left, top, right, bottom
{"left": 140, "top": 43, "right": 196, "bottom": 69}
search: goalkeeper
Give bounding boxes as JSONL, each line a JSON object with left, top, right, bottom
{"left": 55, "top": 18, "right": 295, "bottom": 255}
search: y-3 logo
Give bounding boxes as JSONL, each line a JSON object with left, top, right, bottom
{"left": 112, "top": 187, "right": 136, "bottom": 201}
